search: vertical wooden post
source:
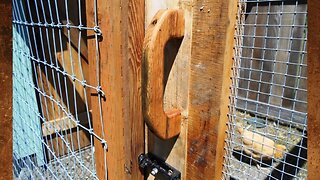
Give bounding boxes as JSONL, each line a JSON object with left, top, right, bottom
{"left": 86, "top": 0, "right": 145, "bottom": 179}
{"left": 308, "top": 0, "right": 320, "bottom": 179}
{"left": 186, "top": 0, "right": 238, "bottom": 179}
{"left": 0, "top": 0, "right": 12, "bottom": 179}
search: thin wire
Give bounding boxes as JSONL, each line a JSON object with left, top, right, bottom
{"left": 222, "top": 0, "right": 308, "bottom": 179}
{"left": 12, "top": 0, "right": 107, "bottom": 179}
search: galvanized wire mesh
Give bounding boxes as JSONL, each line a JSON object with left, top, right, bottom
{"left": 223, "top": 0, "right": 307, "bottom": 179}
{"left": 12, "top": 0, "right": 107, "bottom": 179}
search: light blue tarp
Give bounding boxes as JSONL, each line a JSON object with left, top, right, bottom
{"left": 13, "top": 26, "right": 45, "bottom": 167}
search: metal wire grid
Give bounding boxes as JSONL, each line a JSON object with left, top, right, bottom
{"left": 12, "top": 0, "right": 107, "bottom": 179}
{"left": 223, "top": 0, "right": 307, "bottom": 179}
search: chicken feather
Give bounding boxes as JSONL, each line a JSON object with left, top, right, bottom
{"left": 236, "top": 123, "right": 286, "bottom": 161}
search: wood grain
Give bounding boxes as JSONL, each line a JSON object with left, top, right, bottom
{"left": 45, "top": 128, "right": 90, "bottom": 160}
{"left": 26, "top": 0, "right": 89, "bottom": 123}
{"left": 0, "top": 0, "right": 12, "bottom": 179}
{"left": 42, "top": 111, "right": 90, "bottom": 136}
{"left": 307, "top": 0, "right": 320, "bottom": 179}
{"left": 186, "top": 0, "right": 238, "bottom": 179}
{"left": 238, "top": 2, "right": 307, "bottom": 125}
{"left": 24, "top": 0, "right": 91, "bottom": 159}
{"left": 145, "top": 1, "right": 193, "bottom": 179}
{"left": 86, "top": 0, "right": 145, "bottom": 179}
{"left": 142, "top": 9, "right": 184, "bottom": 140}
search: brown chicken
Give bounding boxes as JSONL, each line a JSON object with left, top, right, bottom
{"left": 235, "top": 123, "right": 286, "bottom": 161}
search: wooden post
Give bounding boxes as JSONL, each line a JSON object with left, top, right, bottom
{"left": 308, "top": 0, "right": 320, "bottom": 179}
{"left": 0, "top": 0, "right": 12, "bottom": 179}
{"left": 186, "top": 0, "right": 238, "bottom": 179}
{"left": 86, "top": 0, "right": 145, "bottom": 179}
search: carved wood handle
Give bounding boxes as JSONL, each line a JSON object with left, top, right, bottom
{"left": 142, "top": 9, "right": 185, "bottom": 139}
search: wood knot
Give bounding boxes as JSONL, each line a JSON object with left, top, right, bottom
{"left": 151, "top": 19, "right": 157, "bottom": 25}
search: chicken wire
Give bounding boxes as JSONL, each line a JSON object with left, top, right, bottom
{"left": 223, "top": 0, "right": 307, "bottom": 179}
{"left": 12, "top": 0, "right": 107, "bottom": 179}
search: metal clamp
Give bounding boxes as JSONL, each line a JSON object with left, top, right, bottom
{"left": 138, "top": 153, "right": 181, "bottom": 180}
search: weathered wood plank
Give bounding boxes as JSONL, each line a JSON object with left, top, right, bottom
{"left": 26, "top": 0, "right": 89, "bottom": 123}
{"left": 24, "top": 0, "right": 91, "bottom": 161}
{"left": 86, "top": 0, "right": 145, "bottom": 179}
{"left": 142, "top": 9, "right": 184, "bottom": 140}
{"left": 0, "top": 0, "right": 12, "bottom": 179}
{"left": 45, "top": 128, "right": 91, "bottom": 160}
{"left": 307, "top": 0, "right": 320, "bottom": 179}
{"left": 42, "top": 111, "right": 91, "bottom": 136}
{"left": 145, "top": 1, "right": 193, "bottom": 179}
{"left": 238, "top": 2, "right": 307, "bottom": 125}
{"left": 186, "top": 0, "right": 238, "bottom": 179}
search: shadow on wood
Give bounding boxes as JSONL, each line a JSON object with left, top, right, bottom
{"left": 146, "top": 131, "right": 178, "bottom": 180}
{"left": 142, "top": 9, "right": 185, "bottom": 139}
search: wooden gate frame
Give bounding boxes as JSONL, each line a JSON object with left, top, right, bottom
{"left": 88, "top": 0, "right": 238, "bottom": 179}
{"left": 86, "top": 0, "right": 145, "bottom": 179}
{"left": 186, "top": 1, "right": 238, "bottom": 179}
{"left": 88, "top": 0, "right": 320, "bottom": 179}
{"left": 0, "top": 0, "right": 12, "bottom": 179}
{"left": 86, "top": 0, "right": 238, "bottom": 179}
{"left": 1, "top": 0, "right": 318, "bottom": 179}
{"left": 308, "top": 0, "right": 320, "bottom": 179}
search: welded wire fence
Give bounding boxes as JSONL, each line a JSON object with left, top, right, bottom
{"left": 223, "top": 0, "right": 307, "bottom": 179}
{"left": 12, "top": 0, "right": 107, "bottom": 179}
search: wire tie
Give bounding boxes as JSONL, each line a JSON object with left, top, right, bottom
{"left": 93, "top": 26, "right": 102, "bottom": 36}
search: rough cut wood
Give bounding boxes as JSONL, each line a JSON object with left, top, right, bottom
{"left": 186, "top": 0, "right": 238, "bottom": 179}
{"left": 238, "top": 2, "right": 307, "bottom": 125}
{"left": 25, "top": 0, "right": 91, "bottom": 163}
{"left": 42, "top": 111, "right": 91, "bottom": 136}
{"left": 142, "top": 9, "right": 184, "bottom": 140}
{"left": 145, "top": 1, "right": 193, "bottom": 179}
{"left": 26, "top": 0, "right": 89, "bottom": 124}
{"left": 308, "top": 0, "right": 320, "bottom": 179}
{"left": 0, "top": 0, "right": 12, "bottom": 179}
{"left": 45, "top": 128, "right": 90, "bottom": 160}
{"left": 86, "top": 0, "right": 145, "bottom": 179}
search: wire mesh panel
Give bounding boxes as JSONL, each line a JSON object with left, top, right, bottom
{"left": 223, "top": 0, "right": 307, "bottom": 179}
{"left": 12, "top": 0, "right": 107, "bottom": 179}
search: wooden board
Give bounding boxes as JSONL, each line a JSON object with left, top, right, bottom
{"left": 145, "top": 0, "right": 193, "bottom": 179}
{"left": 23, "top": 0, "right": 91, "bottom": 160}
{"left": 22, "top": 0, "right": 89, "bottom": 128}
{"left": 186, "top": 0, "right": 238, "bottom": 179}
{"left": 237, "top": 2, "right": 307, "bottom": 125}
{"left": 86, "top": 0, "right": 145, "bottom": 179}
{"left": 42, "top": 111, "right": 91, "bottom": 136}
{"left": 236, "top": 100, "right": 306, "bottom": 127}
{"left": 307, "top": 0, "right": 320, "bottom": 179}
{"left": 44, "top": 128, "right": 91, "bottom": 161}
{"left": 0, "top": 0, "right": 12, "bottom": 179}
{"left": 142, "top": 9, "right": 184, "bottom": 140}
